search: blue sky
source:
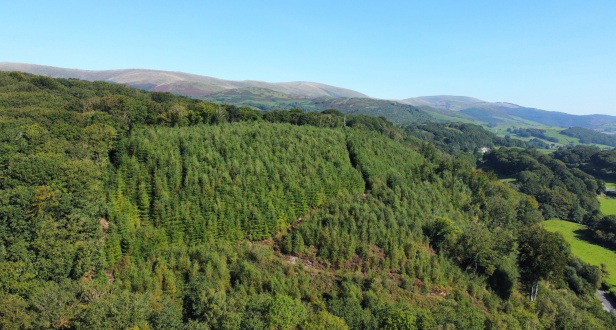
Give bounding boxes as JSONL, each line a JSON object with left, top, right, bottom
{"left": 1, "top": 1, "right": 615, "bottom": 115}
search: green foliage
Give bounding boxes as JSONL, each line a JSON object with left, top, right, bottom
{"left": 376, "top": 304, "right": 417, "bottom": 330}
{"left": 600, "top": 197, "right": 616, "bottom": 215}
{"left": 266, "top": 294, "right": 308, "bottom": 329}
{"left": 591, "top": 149, "right": 616, "bottom": 180}
{"left": 518, "top": 225, "right": 569, "bottom": 300}
{"left": 303, "top": 311, "right": 349, "bottom": 330}
{"left": 483, "top": 147, "right": 602, "bottom": 223}
{"left": 77, "top": 289, "right": 153, "bottom": 330}
{"left": 509, "top": 127, "right": 559, "bottom": 143}
{"left": 407, "top": 121, "right": 527, "bottom": 153}
{"left": 553, "top": 145, "right": 616, "bottom": 182}
{"left": 561, "top": 126, "right": 616, "bottom": 147}
{"left": 424, "top": 217, "right": 461, "bottom": 253}
{"left": 543, "top": 219, "right": 616, "bottom": 287}
{"left": 108, "top": 122, "right": 364, "bottom": 243}
{"left": 593, "top": 214, "right": 616, "bottom": 248}
{"left": 202, "top": 88, "right": 434, "bottom": 124}
{"left": 0, "top": 294, "right": 32, "bottom": 330}
{"left": 1, "top": 72, "right": 615, "bottom": 329}
{"left": 455, "top": 223, "right": 514, "bottom": 276}
{"left": 433, "top": 299, "right": 485, "bottom": 330}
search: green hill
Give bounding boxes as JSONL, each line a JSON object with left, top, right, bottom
{"left": 0, "top": 62, "right": 369, "bottom": 98}
{"left": 403, "top": 95, "right": 616, "bottom": 130}
{"left": 6, "top": 63, "right": 616, "bottom": 136}
{"left": 201, "top": 87, "right": 434, "bottom": 124}
{"left": 561, "top": 127, "right": 616, "bottom": 147}
{"left": 1, "top": 71, "right": 614, "bottom": 329}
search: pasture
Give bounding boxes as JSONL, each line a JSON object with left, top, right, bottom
{"left": 542, "top": 219, "right": 616, "bottom": 287}
{"left": 600, "top": 197, "right": 616, "bottom": 215}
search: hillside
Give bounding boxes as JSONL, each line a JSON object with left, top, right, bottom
{"left": 402, "top": 95, "right": 496, "bottom": 111}
{"left": 403, "top": 95, "right": 616, "bottom": 130}
{"left": 1, "top": 72, "right": 615, "bottom": 328}
{"left": 6, "top": 63, "right": 616, "bottom": 131}
{"left": 542, "top": 220, "right": 616, "bottom": 288}
{"left": 201, "top": 87, "right": 434, "bottom": 124}
{"left": 560, "top": 127, "right": 616, "bottom": 147}
{"left": 0, "top": 62, "right": 368, "bottom": 98}
{"left": 406, "top": 122, "right": 529, "bottom": 153}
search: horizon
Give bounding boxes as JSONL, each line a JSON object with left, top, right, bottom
{"left": 1, "top": 60, "right": 612, "bottom": 117}
{"left": 2, "top": 1, "right": 615, "bottom": 116}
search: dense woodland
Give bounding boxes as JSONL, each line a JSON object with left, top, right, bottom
{"left": 552, "top": 145, "right": 616, "bottom": 183}
{"left": 481, "top": 145, "right": 616, "bottom": 291}
{"left": 1, "top": 72, "right": 616, "bottom": 329}
{"left": 506, "top": 128, "right": 559, "bottom": 144}
{"left": 551, "top": 146, "right": 616, "bottom": 247}
{"left": 405, "top": 122, "right": 527, "bottom": 154}
{"left": 481, "top": 148, "right": 603, "bottom": 223}
{"left": 560, "top": 127, "right": 616, "bottom": 147}
{"left": 200, "top": 88, "right": 434, "bottom": 125}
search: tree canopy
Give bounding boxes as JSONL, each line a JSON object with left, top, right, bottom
{"left": 1, "top": 72, "right": 614, "bottom": 329}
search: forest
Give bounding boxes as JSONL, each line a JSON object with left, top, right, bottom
{"left": 481, "top": 144, "right": 616, "bottom": 294}
{"left": 1, "top": 71, "right": 616, "bottom": 329}
{"left": 405, "top": 122, "right": 528, "bottom": 154}
{"left": 506, "top": 128, "right": 559, "bottom": 143}
{"left": 560, "top": 127, "right": 616, "bottom": 147}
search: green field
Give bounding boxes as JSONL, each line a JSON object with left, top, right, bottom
{"left": 488, "top": 124, "right": 613, "bottom": 149}
{"left": 542, "top": 219, "right": 616, "bottom": 287}
{"left": 499, "top": 177, "right": 517, "bottom": 183}
{"left": 543, "top": 128, "right": 577, "bottom": 145}
{"left": 600, "top": 197, "right": 616, "bottom": 215}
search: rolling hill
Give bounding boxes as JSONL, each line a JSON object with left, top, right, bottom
{"left": 2, "top": 62, "right": 615, "bottom": 130}
{"left": 200, "top": 87, "right": 434, "bottom": 124}
{"left": 1, "top": 71, "right": 614, "bottom": 328}
{"left": 402, "top": 95, "right": 616, "bottom": 130}
{"left": 0, "top": 62, "right": 368, "bottom": 98}
{"left": 0, "top": 62, "right": 435, "bottom": 124}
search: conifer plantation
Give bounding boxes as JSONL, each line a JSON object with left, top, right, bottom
{"left": 1, "top": 72, "right": 615, "bottom": 329}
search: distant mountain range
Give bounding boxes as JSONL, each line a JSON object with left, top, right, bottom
{"left": 0, "top": 62, "right": 367, "bottom": 98}
{"left": 198, "top": 87, "right": 433, "bottom": 123}
{"left": 1, "top": 62, "right": 615, "bottom": 130}
{"left": 403, "top": 96, "right": 616, "bottom": 130}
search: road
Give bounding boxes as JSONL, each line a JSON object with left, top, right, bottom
{"left": 596, "top": 290, "right": 616, "bottom": 314}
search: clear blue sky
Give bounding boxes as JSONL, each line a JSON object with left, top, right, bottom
{"left": 1, "top": 1, "right": 615, "bottom": 115}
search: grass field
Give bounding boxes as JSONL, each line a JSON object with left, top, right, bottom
{"left": 542, "top": 219, "right": 616, "bottom": 287}
{"left": 543, "top": 128, "right": 576, "bottom": 145}
{"left": 600, "top": 197, "right": 616, "bottom": 215}
{"left": 499, "top": 177, "right": 517, "bottom": 183}
{"left": 488, "top": 124, "right": 613, "bottom": 149}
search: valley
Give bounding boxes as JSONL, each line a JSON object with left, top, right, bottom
{"left": 5, "top": 0, "right": 616, "bottom": 327}
{"left": 1, "top": 70, "right": 615, "bottom": 328}
{"left": 2, "top": 62, "right": 616, "bottom": 134}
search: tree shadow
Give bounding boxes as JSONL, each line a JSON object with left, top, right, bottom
{"left": 573, "top": 228, "right": 616, "bottom": 253}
